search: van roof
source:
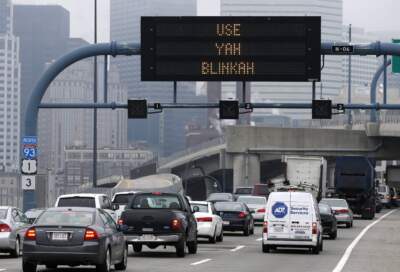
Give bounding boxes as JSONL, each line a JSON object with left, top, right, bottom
{"left": 268, "top": 191, "right": 314, "bottom": 201}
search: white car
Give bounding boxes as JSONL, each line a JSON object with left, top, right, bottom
{"left": 112, "top": 191, "right": 140, "bottom": 219}
{"left": 190, "top": 201, "right": 223, "bottom": 243}
{"left": 54, "top": 193, "right": 118, "bottom": 221}
{"left": 236, "top": 195, "right": 267, "bottom": 223}
{"left": 262, "top": 192, "right": 323, "bottom": 254}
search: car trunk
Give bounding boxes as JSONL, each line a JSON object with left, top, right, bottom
{"left": 122, "top": 209, "right": 181, "bottom": 234}
{"left": 35, "top": 226, "right": 87, "bottom": 246}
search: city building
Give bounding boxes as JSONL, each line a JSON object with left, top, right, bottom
{"left": 13, "top": 5, "right": 70, "bottom": 134}
{"left": 63, "top": 146, "right": 154, "bottom": 191}
{"left": 0, "top": 0, "right": 20, "bottom": 172}
{"left": 110, "top": 0, "right": 204, "bottom": 155}
{"left": 341, "top": 26, "right": 379, "bottom": 102}
{"left": 38, "top": 44, "right": 128, "bottom": 174}
{"left": 220, "top": 0, "right": 344, "bottom": 119}
{"left": 0, "top": 172, "right": 20, "bottom": 207}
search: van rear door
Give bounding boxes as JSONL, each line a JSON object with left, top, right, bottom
{"left": 267, "top": 198, "right": 291, "bottom": 240}
{"left": 289, "top": 200, "right": 313, "bottom": 240}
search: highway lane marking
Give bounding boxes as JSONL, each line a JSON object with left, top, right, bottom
{"left": 256, "top": 238, "right": 263, "bottom": 241}
{"left": 230, "top": 245, "right": 245, "bottom": 252}
{"left": 332, "top": 209, "right": 398, "bottom": 272}
{"left": 0, "top": 269, "right": 7, "bottom": 271}
{"left": 191, "top": 258, "right": 212, "bottom": 266}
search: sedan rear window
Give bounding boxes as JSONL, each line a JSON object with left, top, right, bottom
{"left": 237, "top": 196, "right": 266, "bottom": 205}
{"left": 113, "top": 194, "right": 135, "bottom": 205}
{"left": 131, "top": 194, "right": 182, "bottom": 210}
{"left": 57, "top": 197, "right": 96, "bottom": 208}
{"left": 190, "top": 203, "right": 208, "bottom": 213}
{"left": 378, "top": 186, "right": 388, "bottom": 193}
{"left": 36, "top": 211, "right": 94, "bottom": 226}
{"left": 235, "top": 188, "right": 252, "bottom": 194}
{"left": 214, "top": 202, "right": 244, "bottom": 212}
{"left": 320, "top": 199, "right": 348, "bottom": 208}
{"left": 318, "top": 204, "right": 332, "bottom": 214}
{"left": 0, "top": 209, "right": 7, "bottom": 219}
{"left": 207, "top": 193, "right": 233, "bottom": 201}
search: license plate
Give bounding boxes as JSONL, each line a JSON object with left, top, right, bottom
{"left": 295, "top": 230, "right": 305, "bottom": 234}
{"left": 274, "top": 227, "right": 283, "bottom": 232}
{"left": 140, "top": 234, "right": 156, "bottom": 241}
{"left": 142, "top": 228, "right": 154, "bottom": 232}
{"left": 51, "top": 232, "right": 69, "bottom": 241}
{"left": 223, "top": 221, "right": 230, "bottom": 225}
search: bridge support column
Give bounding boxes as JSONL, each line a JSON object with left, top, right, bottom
{"left": 233, "top": 153, "right": 260, "bottom": 188}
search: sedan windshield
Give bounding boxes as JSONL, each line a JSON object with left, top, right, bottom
{"left": 214, "top": 202, "right": 244, "bottom": 212}
{"left": 131, "top": 194, "right": 182, "bottom": 209}
{"left": 36, "top": 211, "right": 94, "bottom": 226}
{"left": 237, "top": 196, "right": 266, "bottom": 205}
{"left": 0, "top": 209, "right": 7, "bottom": 219}
{"left": 321, "top": 199, "right": 348, "bottom": 208}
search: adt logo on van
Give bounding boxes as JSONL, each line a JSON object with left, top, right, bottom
{"left": 272, "top": 202, "right": 288, "bottom": 218}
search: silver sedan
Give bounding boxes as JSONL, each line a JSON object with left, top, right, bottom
{"left": 0, "top": 206, "right": 30, "bottom": 257}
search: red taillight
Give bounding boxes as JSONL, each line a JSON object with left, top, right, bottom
{"left": 0, "top": 224, "right": 11, "bottom": 233}
{"left": 312, "top": 222, "right": 318, "bottom": 235}
{"left": 263, "top": 221, "right": 268, "bottom": 233}
{"left": 196, "top": 217, "right": 213, "bottom": 222}
{"left": 335, "top": 209, "right": 349, "bottom": 214}
{"left": 84, "top": 228, "right": 99, "bottom": 240}
{"left": 171, "top": 219, "right": 182, "bottom": 231}
{"left": 238, "top": 212, "right": 247, "bottom": 218}
{"left": 117, "top": 219, "right": 124, "bottom": 225}
{"left": 257, "top": 208, "right": 266, "bottom": 213}
{"left": 152, "top": 192, "right": 162, "bottom": 195}
{"left": 25, "top": 227, "right": 36, "bottom": 240}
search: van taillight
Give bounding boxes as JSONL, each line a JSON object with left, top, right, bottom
{"left": 84, "top": 228, "right": 99, "bottom": 240}
{"left": 312, "top": 222, "right": 318, "bottom": 235}
{"left": 25, "top": 227, "right": 36, "bottom": 240}
{"left": 263, "top": 222, "right": 268, "bottom": 233}
{"left": 171, "top": 219, "right": 182, "bottom": 231}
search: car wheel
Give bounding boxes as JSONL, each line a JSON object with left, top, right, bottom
{"left": 22, "top": 261, "right": 37, "bottom": 272}
{"left": 115, "top": 245, "right": 128, "bottom": 271}
{"left": 10, "top": 237, "right": 20, "bottom": 258}
{"left": 97, "top": 247, "right": 111, "bottom": 272}
{"left": 311, "top": 245, "right": 320, "bottom": 255}
{"left": 176, "top": 236, "right": 186, "bottom": 257}
{"left": 45, "top": 264, "right": 57, "bottom": 269}
{"left": 262, "top": 244, "right": 270, "bottom": 253}
{"left": 209, "top": 229, "right": 217, "bottom": 244}
{"left": 187, "top": 238, "right": 198, "bottom": 254}
{"left": 216, "top": 229, "right": 224, "bottom": 242}
{"left": 243, "top": 225, "right": 250, "bottom": 236}
{"left": 133, "top": 244, "right": 142, "bottom": 253}
{"left": 329, "top": 230, "right": 337, "bottom": 240}
{"left": 250, "top": 224, "right": 254, "bottom": 235}
{"left": 319, "top": 238, "right": 323, "bottom": 252}
{"left": 345, "top": 223, "right": 351, "bottom": 228}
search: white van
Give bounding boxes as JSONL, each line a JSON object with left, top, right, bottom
{"left": 262, "top": 192, "right": 323, "bottom": 254}
{"left": 54, "top": 193, "right": 118, "bottom": 221}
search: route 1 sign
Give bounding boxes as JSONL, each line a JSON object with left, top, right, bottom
{"left": 22, "top": 175, "right": 36, "bottom": 190}
{"left": 21, "top": 159, "right": 37, "bottom": 175}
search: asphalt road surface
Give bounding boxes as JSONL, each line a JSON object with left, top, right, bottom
{"left": 1, "top": 209, "right": 399, "bottom": 272}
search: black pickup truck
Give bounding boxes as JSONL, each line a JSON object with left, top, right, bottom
{"left": 119, "top": 192, "right": 197, "bottom": 257}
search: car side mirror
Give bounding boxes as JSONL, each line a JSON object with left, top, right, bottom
{"left": 250, "top": 210, "right": 256, "bottom": 214}
{"left": 112, "top": 204, "right": 119, "bottom": 211}
{"left": 192, "top": 206, "right": 200, "bottom": 213}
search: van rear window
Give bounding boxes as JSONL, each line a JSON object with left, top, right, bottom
{"left": 57, "top": 197, "right": 96, "bottom": 208}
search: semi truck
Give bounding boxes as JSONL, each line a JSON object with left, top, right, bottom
{"left": 281, "top": 156, "right": 327, "bottom": 201}
{"left": 334, "top": 157, "right": 376, "bottom": 219}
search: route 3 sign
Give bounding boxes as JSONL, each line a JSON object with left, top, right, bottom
{"left": 21, "top": 159, "right": 37, "bottom": 175}
{"left": 22, "top": 175, "right": 36, "bottom": 190}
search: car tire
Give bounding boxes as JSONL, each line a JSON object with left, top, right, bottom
{"left": 216, "top": 229, "right": 223, "bottom": 242}
{"left": 187, "top": 238, "right": 198, "bottom": 254}
{"left": 10, "top": 237, "right": 20, "bottom": 258}
{"left": 345, "top": 223, "right": 351, "bottom": 228}
{"left": 262, "top": 244, "right": 270, "bottom": 253}
{"left": 176, "top": 237, "right": 186, "bottom": 258}
{"left": 115, "top": 245, "right": 128, "bottom": 271}
{"left": 311, "top": 245, "right": 320, "bottom": 255}
{"left": 45, "top": 264, "right": 57, "bottom": 269}
{"left": 133, "top": 244, "right": 142, "bottom": 253}
{"left": 329, "top": 230, "right": 337, "bottom": 240}
{"left": 319, "top": 238, "right": 323, "bottom": 252}
{"left": 97, "top": 247, "right": 111, "bottom": 272}
{"left": 250, "top": 224, "right": 254, "bottom": 235}
{"left": 22, "top": 261, "right": 37, "bottom": 272}
{"left": 209, "top": 229, "right": 217, "bottom": 244}
{"left": 243, "top": 225, "right": 250, "bottom": 236}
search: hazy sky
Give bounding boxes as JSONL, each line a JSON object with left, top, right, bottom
{"left": 14, "top": 0, "right": 400, "bottom": 42}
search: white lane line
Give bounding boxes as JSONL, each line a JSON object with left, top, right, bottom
{"left": 230, "top": 245, "right": 246, "bottom": 252}
{"left": 256, "top": 237, "right": 263, "bottom": 241}
{"left": 0, "top": 269, "right": 7, "bottom": 271}
{"left": 332, "top": 209, "right": 398, "bottom": 272}
{"left": 191, "top": 258, "right": 212, "bottom": 266}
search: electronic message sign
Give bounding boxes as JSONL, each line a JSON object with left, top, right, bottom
{"left": 141, "top": 16, "right": 321, "bottom": 81}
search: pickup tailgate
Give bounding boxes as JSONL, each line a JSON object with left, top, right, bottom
{"left": 121, "top": 209, "right": 183, "bottom": 234}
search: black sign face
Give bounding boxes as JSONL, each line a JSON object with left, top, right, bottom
{"left": 128, "top": 100, "right": 148, "bottom": 119}
{"left": 141, "top": 17, "right": 321, "bottom": 82}
{"left": 332, "top": 45, "right": 354, "bottom": 54}
{"left": 220, "top": 100, "right": 239, "bottom": 120}
{"left": 312, "top": 100, "right": 332, "bottom": 119}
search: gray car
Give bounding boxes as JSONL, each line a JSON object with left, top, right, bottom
{"left": 320, "top": 198, "right": 354, "bottom": 228}
{"left": 22, "top": 207, "right": 127, "bottom": 272}
{"left": 0, "top": 206, "right": 30, "bottom": 257}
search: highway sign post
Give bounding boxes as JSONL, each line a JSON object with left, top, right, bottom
{"left": 141, "top": 16, "right": 321, "bottom": 82}
{"left": 393, "top": 39, "right": 400, "bottom": 73}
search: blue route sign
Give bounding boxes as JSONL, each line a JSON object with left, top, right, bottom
{"left": 22, "top": 136, "right": 38, "bottom": 145}
{"left": 22, "top": 136, "right": 38, "bottom": 159}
